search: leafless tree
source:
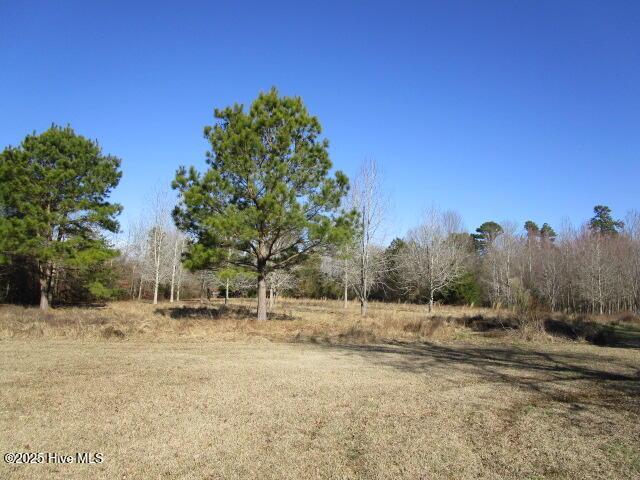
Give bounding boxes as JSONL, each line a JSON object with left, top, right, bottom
{"left": 143, "top": 188, "right": 173, "bottom": 305}
{"left": 400, "top": 208, "right": 468, "bottom": 312}
{"left": 320, "top": 241, "right": 361, "bottom": 309}
{"left": 168, "top": 229, "right": 186, "bottom": 303}
{"left": 535, "top": 239, "right": 561, "bottom": 311}
{"left": 575, "top": 227, "right": 616, "bottom": 314}
{"left": 118, "top": 218, "right": 147, "bottom": 300}
{"left": 350, "top": 159, "right": 387, "bottom": 316}
{"left": 266, "top": 270, "right": 297, "bottom": 309}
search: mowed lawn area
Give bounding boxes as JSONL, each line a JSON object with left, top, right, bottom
{"left": 1, "top": 301, "right": 639, "bottom": 479}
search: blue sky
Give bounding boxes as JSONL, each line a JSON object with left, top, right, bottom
{"left": 1, "top": 0, "right": 639, "bottom": 240}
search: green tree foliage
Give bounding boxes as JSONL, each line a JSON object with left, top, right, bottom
{"left": 0, "top": 125, "right": 122, "bottom": 309}
{"left": 293, "top": 254, "right": 342, "bottom": 299}
{"left": 472, "top": 221, "right": 503, "bottom": 252}
{"left": 539, "top": 222, "right": 557, "bottom": 241}
{"left": 524, "top": 221, "right": 539, "bottom": 237}
{"left": 172, "top": 88, "right": 352, "bottom": 320}
{"left": 441, "top": 271, "right": 482, "bottom": 305}
{"left": 589, "top": 205, "right": 624, "bottom": 235}
{"left": 380, "top": 238, "right": 407, "bottom": 302}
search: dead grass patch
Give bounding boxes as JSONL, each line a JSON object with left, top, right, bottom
{"left": 0, "top": 338, "right": 638, "bottom": 479}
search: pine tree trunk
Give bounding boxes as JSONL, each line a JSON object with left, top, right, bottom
{"left": 39, "top": 275, "right": 50, "bottom": 311}
{"left": 257, "top": 274, "right": 268, "bottom": 321}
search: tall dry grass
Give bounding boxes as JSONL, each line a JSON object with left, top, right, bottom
{"left": 0, "top": 298, "right": 504, "bottom": 344}
{"left": 2, "top": 297, "right": 635, "bottom": 345}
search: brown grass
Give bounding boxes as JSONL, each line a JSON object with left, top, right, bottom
{"left": 1, "top": 299, "right": 639, "bottom": 479}
{"left": 0, "top": 298, "right": 498, "bottom": 344}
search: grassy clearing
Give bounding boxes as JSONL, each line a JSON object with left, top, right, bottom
{"left": 1, "top": 299, "right": 639, "bottom": 479}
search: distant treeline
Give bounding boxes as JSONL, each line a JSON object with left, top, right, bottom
{"left": 2, "top": 91, "right": 639, "bottom": 317}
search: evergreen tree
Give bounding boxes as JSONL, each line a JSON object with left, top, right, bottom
{"left": 380, "top": 238, "right": 407, "bottom": 302}
{"left": 472, "top": 221, "right": 503, "bottom": 252}
{"left": 524, "top": 220, "right": 540, "bottom": 238}
{"left": 441, "top": 271, "right": 482, "bottom": 305}
{"left": 589, "top": 205, "right": 624, "bottom": 235}
{"left": 173, "top": 88, "right": 352, "bottom": 320}
{"left": 0, "top": 125, "right": 122, "bottom": 309}
{"left": 539, "top": 222, "right": 557, "bottom": 241}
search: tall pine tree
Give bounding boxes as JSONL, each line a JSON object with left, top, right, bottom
{"left": 173, "top": 88, "right": 352, "bottom": 320}
{"left": 0, "top": 125, "right": 122, "bottom": 309}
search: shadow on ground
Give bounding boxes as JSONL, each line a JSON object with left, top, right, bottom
{"left": 317, "top": 340, "right": 640, "bottom": 416}
{"left": 456, "top": 314, "right": 640, "bottom": 349}
{"left": 544, "top": 318, "right": 640, "bottom": 349}
{"left": 154, "top": 304, "right": 295, "bottom": 321}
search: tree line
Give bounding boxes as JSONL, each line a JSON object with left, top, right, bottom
{"left": 1, "top": 89, "right": 638, "bottom": 319}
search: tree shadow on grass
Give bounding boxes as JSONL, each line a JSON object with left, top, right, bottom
{"left": 318, "top": 340, "right": 640, "bottom": 416}
{"left": 544, "top": 318, "right": 640, "bottom": 349}
{"left": 454, "top": 313, "right": 640, "bottom": 349}
{"left": 154, "top": 304, "right": 295, "bottom": 321}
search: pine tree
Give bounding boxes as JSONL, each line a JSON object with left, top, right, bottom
{"left": 524, "top": 220, "right": 540, "bottom": 238}
{"left": 589, "top": 205, "right": 624, "bottom": 235}
{"left": 540, "top": 223, "right": 557, "bottom": 241}
{"left": 472, "top": 221, "right": 503, "bottom": 252}
{"left": 0, "top": 125, "right": 122, "bottom": 309}
{"left": 173, "top": 88, "right": 352, "bottom": 320}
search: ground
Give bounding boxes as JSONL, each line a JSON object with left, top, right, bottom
{"left": 0, "top": 300, "right": 639, "bottom": 479}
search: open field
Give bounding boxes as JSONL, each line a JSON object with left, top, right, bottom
{"left": 1, "top": 300, "right": 639, "bottom": 479}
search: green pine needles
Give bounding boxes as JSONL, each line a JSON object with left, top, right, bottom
{"left": 0, "top": 125, "right": 123, "bottom": 309}
{"left": 173, "top": 88, "right": 352, "bottom": 320}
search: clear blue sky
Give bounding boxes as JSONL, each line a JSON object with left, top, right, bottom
{"left": 2, "top": 0, "right": 639, "bottom": 240}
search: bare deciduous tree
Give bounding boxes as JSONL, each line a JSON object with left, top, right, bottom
{"left": 400, "top": 208, "right": 468, "bottom": 312}
{"left": 350, "top": 159, "right": 387, "bottom": 316}
{"left": 266, "top": 270, "right": 297, "bottom": 309}
{"left": 143, "top": 188, "right": 173, "bottom": 305}
{"left": 168, "top": 230, "right": 186, "bottom": 303}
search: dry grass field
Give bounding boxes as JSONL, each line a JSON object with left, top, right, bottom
{"left": 1, "top": 299, "right": 639, "bottom": 479}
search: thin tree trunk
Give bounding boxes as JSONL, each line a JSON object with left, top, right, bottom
{"left": 130, "top": 265, "right": 137, "bottom": 299}
{"left": 343, "top": 260, "right": 348, "bottom": 309}
{"left": 169, "top": 238, "right": 179, "bottom": 303}
{"left": 225, "top": 279, "right": 229, "bottom": 305}
{"left": 344, "top": 279, "right": 348, "bottom": 309}
{"left": 257, "top": 273, "right": 267, "bottom": 321}
{"left": 429, "top": 290, "right": 434, "bottom": 313}
{"left": 360, "top": 268, "right": 368, "bottom": 317}
{"left": 169, "top": 264, "right": 176, "bottom": 303}
{"left": 269, "top": 285, "right": 274, "bottom": 310}
{"left": 138, "top": 278, "right": 144, "bottom": 301}
{"left": 176, "top": 272, "right": 182, "bottom": 302}
{"left": 153, "top": 264, "right": 160, "bottom": 305}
